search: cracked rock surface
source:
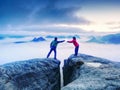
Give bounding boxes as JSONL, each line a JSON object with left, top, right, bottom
{"left": 62, "top": 54, "right": 120, "bottom": 90}
{"left": 0, "top": 58, "right": 60, "bottom": 90}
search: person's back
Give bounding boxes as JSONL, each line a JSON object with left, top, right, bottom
{"left": 47, "top": 37, "right": 65, "bottom": 59}
{"left": 50, "top": 40, "right": 58, "bottom": 48}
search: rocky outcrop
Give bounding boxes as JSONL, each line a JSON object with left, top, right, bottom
{"left": 32, "top": 37, "right": 46, "bottom": 42}
{"left": 0, "top": 58, "right": 60, "bottom": 90}
{"left": 1, "top": 54, "right": 120, "bottom": 90}
{"left": 87, "top": 33, "right": 120, "bottom": 44}
{"left": 62, "top": 54, "right": 120, "bottom": 90}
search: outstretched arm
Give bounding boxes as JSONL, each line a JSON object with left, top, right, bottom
{"left": 58, "top": 40, "right": 65, "bottom": 43}
{"left": 67, "top": 40, "right": 73, "bottom": 43}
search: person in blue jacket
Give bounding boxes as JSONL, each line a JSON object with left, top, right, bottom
{"left": 47, "top": 37, "right": 65, "bottom": 59}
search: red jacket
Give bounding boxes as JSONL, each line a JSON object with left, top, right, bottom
{"left": 67, "top": 39, "right": 79, "bottom": 47}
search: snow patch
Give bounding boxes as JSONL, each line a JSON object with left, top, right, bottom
{"left": 85, "top": 62, "right": 102, "bottom": 67}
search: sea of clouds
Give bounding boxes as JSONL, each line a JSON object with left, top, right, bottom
{"left": 0, "top": 32, "right": 120, "bottom": 65}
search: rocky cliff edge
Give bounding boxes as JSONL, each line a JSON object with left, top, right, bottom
{"left": 62, "top": 54, "right": 120, "bottom": 90}
{"left": 0, "top": 58, "right": 60, "bottom": 90}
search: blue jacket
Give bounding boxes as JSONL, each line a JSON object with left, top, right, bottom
{"left": 50, "top": 40, "right": 64, "bottom": 48}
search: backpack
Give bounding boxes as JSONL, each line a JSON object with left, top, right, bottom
{"left": 50, "top": 40, "right": 57, "bottom": 47}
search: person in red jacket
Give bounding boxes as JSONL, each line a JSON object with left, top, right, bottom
{"left": 67, "top": 37, "right": 79, "bottom": 56}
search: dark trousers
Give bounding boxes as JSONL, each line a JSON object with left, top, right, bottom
{"left": 47, "top": 47, "right": 57, "bottom": 59}
{"left": 75, "top": 46, "right": 79, "bottom": 56}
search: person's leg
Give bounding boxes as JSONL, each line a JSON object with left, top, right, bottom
{"left": 75, "top": 46, "right": 79, "bottom": 56}
{"left": 53, "top": 48, "right": 57, "bottom": 59}
{"left": 47, "top": 48, "right": 53, "bottom": 58}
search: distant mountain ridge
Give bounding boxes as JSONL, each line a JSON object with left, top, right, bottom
{"left": 88, "top": 33, "right": 120, "bottom": 44}
{"left": 32, "top": 37, "right": 46, "bottom": 42}
{"left": 1, "top": 33, "right": 120, "bottom": 44}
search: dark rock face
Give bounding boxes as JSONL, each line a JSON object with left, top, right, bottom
{"left": 0, "top": 58, "right": 60, "bottom": 90}
{"left": 63, "top": 59, "right": 84, "bottom": 86}
{"left": 62, "top": 54, "right": 120, "bottom": 90}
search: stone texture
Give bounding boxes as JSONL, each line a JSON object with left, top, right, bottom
{"left": 62, "top": 54, "right": 120, "bottom": 90}
{"left": 0, "top": 58, "right": 60, "bottom": 90}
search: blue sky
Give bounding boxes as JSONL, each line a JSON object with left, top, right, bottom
{"left": 0, "top": 0, "right": 120, "bottom": 33}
